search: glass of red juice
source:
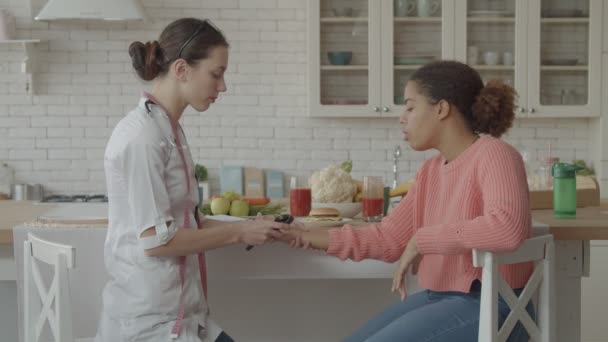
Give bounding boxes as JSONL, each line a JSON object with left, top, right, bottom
{"left": 289, "top": 176, "right": 311, "bottom": 217}
{"left": 362, "top": 176, "right": 384, "bottom": 222}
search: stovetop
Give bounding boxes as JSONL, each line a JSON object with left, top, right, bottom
{"left": 41, "top": 194, "right": 108, "bottom": 203}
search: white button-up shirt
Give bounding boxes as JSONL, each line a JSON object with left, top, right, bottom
{"left": 96, "top": 98, "right": 220, "bottom": 342}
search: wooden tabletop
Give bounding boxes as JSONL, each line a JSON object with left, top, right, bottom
{"left": 0, "top": 201, "right": 55, "bottom": 245}
{"left": 532, "top": 204, "right": 608, "bottom": 240}
{"left": 1, "top": 200, "right": 607, "bottom": 245}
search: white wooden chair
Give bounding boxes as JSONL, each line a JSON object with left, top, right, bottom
{"left": 23, "top": 233, "right": 93, "bottom": 342}
{"left": 474, "top": 234, "right": 555, "bottom": 342}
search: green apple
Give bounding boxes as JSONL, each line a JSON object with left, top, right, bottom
{"left": 210, "top": 197, "right": 231, "bottom": 215}
{"left": 229, "top": 200, "right": 250, "bottom": 217}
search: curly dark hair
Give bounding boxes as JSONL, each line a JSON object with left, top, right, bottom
{"left": 409, "top": 61, "right": 516, "bottom": 138}
{"left": 128, "top": 18, "right": 229, "bottom": 81}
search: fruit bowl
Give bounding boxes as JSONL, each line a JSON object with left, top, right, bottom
{"left": 311, "top": 202, "right": 362, "bottom": 218}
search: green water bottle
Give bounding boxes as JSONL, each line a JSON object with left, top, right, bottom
{"left": 552, "top": 163, "right": 579, "bottom": 219}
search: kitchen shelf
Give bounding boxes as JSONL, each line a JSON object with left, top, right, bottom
{"left": 321, "top": 65, "right": 369, "bottom": 71}
{"left": 540, "top": 65, "right": 589, "bottom": 71}
{"left": 394, "top": 17, "right": 442, "bottom": 23}
{"left": 394, "top": 65, "right": 422, "bottom": 70}
{"left": 467, "top": 17, "right": 515, "bottom": 23}
{"left": 472, "top": 65, "right": 515, "bottom": 71}
{"left": 320, "top": 17, "right": 368, "bottom": 23}
{"left": 541, "top": 18, "right": 589, "bottom": 24}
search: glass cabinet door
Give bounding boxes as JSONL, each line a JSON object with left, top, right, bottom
{"left": 531, "top": 0, "right": 593, "bottom": 112}
{"left": 384, "top": 0, "right": 448, "bottom": 116}
{"left": 463, "top": 0, "right": 526, "bottom": 113}
{"left": 309, "top": 0, "right": 382, "bottom": 117}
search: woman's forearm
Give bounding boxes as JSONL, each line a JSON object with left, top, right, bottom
{"left": 301, "top": 227, "right": 332, "bottom": 251}
{"left": 143, "top": 221, "right": 242, "bottom": 257}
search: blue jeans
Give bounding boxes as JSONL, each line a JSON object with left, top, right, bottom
{"left": 344, "top": 282, "right": 534, "bottom": 342}
{"left": 215, "top": 331, "right": 235, "bottom": 342}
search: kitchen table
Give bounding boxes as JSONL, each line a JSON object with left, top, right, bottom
{"left": 1, "top": 201, "right": 607, "bottom": 341}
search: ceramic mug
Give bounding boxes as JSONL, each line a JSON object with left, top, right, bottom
{"left": 503, "top": 51, "right": 514, "bottom": 65}
{"left": 395, "top": 0, "right": 416, "bottom": 17}
{"left": 483, "top": 51, "right": 500, "bottom": 66}
{"left": 417, "top": 0, "right": 440, "bottom": 17}
{"left": 467, "top": 46, "right": 479, "bottom": 65}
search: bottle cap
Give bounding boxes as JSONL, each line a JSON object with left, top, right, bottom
{"left": 552, "top": 163, "right": 581, "bottom": 178}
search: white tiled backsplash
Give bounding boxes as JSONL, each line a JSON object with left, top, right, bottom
{"left": 0, "top": 0, "right": 601, "bottom": 195}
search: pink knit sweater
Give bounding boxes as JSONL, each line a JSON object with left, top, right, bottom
{"left": 327, "top": 136, "right": 533, "bottom": 292}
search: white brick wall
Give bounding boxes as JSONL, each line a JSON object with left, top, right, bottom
{"left": 0, "top": 0, "right": 599, "bottom": 196}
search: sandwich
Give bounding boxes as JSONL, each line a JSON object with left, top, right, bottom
{"left": 303, "top": 207, "right": 342, "bottom": 222}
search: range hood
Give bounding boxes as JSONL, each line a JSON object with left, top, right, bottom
{"left": 35, "top": 0, "right": 145, "bottom": 21}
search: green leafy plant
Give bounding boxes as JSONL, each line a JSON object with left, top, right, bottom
{"left": 195, "top": 164, "right": 208, "bottom": 182}
{"left": 340, "top": 160, "right": 353, "bottom": 173}
{"left": 248, "top": 203, "right": 287, "bottom": 216}
{"left": 573, "top": 160, "right": 595, "bottom": 176}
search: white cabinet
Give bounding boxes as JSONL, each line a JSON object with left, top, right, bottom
{"left": 309, "top": 0, "right": 603, "bottom": 118}
{"left": 454, "top": 0, "right": 602, "bottom": 118}
{"left": 526, "top": 0, "right": 602, "bottom": 117}
{"left": 308, "top": 0, "right": 454, "bottom": 118}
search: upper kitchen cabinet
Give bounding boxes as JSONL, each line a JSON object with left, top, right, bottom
{"left": 454, "top": 0, "right": 602, "bottom": 118}
{"left": 308, "top": 0, "right": 454, "bottom": 117}
{"left": 528, "top": 0, "right": 602, "bottom": 117}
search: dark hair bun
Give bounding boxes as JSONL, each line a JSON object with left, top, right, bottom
{"left": 471, "top": 80, "right": 516, "bottom": 138}
{"left": 128, "top": 40, "right": 162, "bottom": 81}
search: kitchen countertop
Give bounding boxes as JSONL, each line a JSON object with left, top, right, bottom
{"left": 0, "top": 201, "right": 55, "bottom": 244}
{"left": 1, "top": 200, "right": 607, "bottom": 245}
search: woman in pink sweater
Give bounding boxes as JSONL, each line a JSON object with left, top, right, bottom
{"left": 283, "top": 61, "right": 533, "bottom": 341}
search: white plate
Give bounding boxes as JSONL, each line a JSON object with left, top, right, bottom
{"left": 296, "top": 217, "right": 353, "bottom": 228}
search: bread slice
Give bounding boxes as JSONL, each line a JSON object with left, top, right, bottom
{"left": 303, "top": 207, "right": 342, "bottom": 221}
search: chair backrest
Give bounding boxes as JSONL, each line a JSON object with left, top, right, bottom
{"left": 23, "top": 233, "right": 76, "bottom": 342}
{"left": 473, "top": 234, "right": 555, "bottom": 342}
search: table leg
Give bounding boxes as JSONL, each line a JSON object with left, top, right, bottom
{"left": 554, "top": 240, "right": 587, "bottom": 342}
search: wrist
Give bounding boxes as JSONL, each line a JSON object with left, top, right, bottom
{"left": 230, "top": 222, "right": 246, "bottom": 244}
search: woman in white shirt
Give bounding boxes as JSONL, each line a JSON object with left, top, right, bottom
{"left": 96, "top": 18, "right": 291, "bottom": 342}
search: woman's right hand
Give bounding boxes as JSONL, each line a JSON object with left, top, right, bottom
{"left": 236, "top": 220, "right": 290, "bottom": 246}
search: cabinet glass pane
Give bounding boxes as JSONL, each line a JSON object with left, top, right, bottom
{"left": 392, "top": 0, "right": 442, "bottom": 105}
{"left": 466, "top": 0, "right": 516, "bottom": 87}
{"left": 539, "top": 0, "right": 590, "bottom": 106}
{"left": 320, "top": 0, "right": 370, "bottom": 105}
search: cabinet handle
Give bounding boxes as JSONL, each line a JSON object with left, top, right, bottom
{"left": 529, "top": 108, "right": 536, "bottom": 113}
{"left": 519, "top": 107, "right": 526, "bottom": 113}
{"left": 382, "top": 106, "right": 389, "bottom": 112}
{"left": 373, "top": 106, "right": 380, "bottom": 112}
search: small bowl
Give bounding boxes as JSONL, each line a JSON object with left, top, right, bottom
{"left": 327, "top": 51, "right": 353, "bottom": 65}
{"left": 312, "top": 202, "right": 362, "bottom": 218}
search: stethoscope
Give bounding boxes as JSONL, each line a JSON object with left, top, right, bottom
{"left": 144, "top": 99, "right": 189, "bottom": 152}
{"left": 144, "top": 98, "right": 200, "bottom": 216}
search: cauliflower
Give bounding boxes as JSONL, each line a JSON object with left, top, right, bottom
{"left": 309, "top": 164, "right": 357, "bottom": 203}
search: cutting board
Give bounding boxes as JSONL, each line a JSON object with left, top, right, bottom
{"left": 37, "top": 203, "right": 108, "bottom": 223}
{"left": 0, "top": 201, "right": 55, "bottom": 244}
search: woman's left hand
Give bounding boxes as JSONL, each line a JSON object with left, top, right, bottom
{"left": 391, "top": 234, "right": 419, "bottom": 301}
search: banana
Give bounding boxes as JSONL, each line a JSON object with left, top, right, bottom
{"left": 354, "top": 192, "right": 363, "bottom": 202}
{"left": 353, "top": 179, "right": 363, "bottom": 193}
{"left": 389, "top": 181, "right": 412, "bottom": 197}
